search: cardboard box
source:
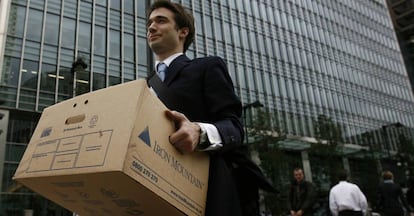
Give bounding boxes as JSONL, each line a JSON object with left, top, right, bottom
{"left": 13, "top": 79, "right": 209, "bottom": 216}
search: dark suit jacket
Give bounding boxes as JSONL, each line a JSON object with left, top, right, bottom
{"left": 287, "top": 180, "right": 317, "bottom": 215}
{"left": 377, "top": 181, "right": 411, "bottom": 216}
{"left": 149, "top": 55, "right": 245, "bottom": 216}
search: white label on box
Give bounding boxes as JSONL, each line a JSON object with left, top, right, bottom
{"left": 27, "top": 130, "right": 113, "bottom": 172}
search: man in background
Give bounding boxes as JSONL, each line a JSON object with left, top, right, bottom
{"left": 287, "top": 168, "right": 317, "bottom": 216}
{"left": 329, "top": 169, "right": 367, "bottom": 216}
{"left": 377, "top": 171, "right": 413, "bottom": 216}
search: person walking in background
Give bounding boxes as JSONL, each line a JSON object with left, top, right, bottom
{"left": 377, "top": 171, "right": 413, "bottom": 216}
{"left": 406, "top": 178, "right": 414, "bottom": 212}
{"left": 146, "top": 1, "right": 274, "bottom": 215}
{"left": 329, "top": 169, "right": 368, "bottom": 216}
{"left": 287, "top": 168, "right": 317, "bottom": 216}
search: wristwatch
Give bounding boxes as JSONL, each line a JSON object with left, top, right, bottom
{"left": 197, "top": 125, "right": 210, "bottom": 150}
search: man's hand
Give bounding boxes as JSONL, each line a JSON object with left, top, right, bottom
{"left": 296, "top": 210, "right": 304, "bottom": 216}
{"left": 165, "top": 110, "right": 200, "bottom": 154}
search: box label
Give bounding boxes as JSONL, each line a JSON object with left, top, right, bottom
{"left": 27, "top": 130, "right": 113, "bottom": 172}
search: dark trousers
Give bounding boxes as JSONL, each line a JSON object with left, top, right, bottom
{"left": 338, "top": 210, "right": 363, "bottom": 216}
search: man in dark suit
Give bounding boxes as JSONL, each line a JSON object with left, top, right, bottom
{"left": 377, "top": 171, "right": 413, "bottom": 216}
{"left": 146, "top": 1, "right": 274, "bottom": 216}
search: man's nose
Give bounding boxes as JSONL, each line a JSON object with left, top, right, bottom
{"left": 148, "top": 23, "right": 156, "bottom": 34}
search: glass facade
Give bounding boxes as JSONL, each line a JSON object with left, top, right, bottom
{"left": 0, "top": 0, "right": 414, "bottom": 214}
{"left": 1, "top": 0, "right": 150, "bottom": 111}
{"left": 0, "top": 0, "right": 150, "bottom": 214}
{"left": 202, "top": 0, "right": 414, "bottom": 141}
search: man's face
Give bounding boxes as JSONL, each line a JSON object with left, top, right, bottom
{"left": 147, "top": 7, "right": 187, "bottom": 58}
{"left": 294, "top": 170, "right": 304, "bottom": 182}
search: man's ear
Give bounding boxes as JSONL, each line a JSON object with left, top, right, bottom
{"left": 179, "top": 27, "right": 189, "bottom": 39}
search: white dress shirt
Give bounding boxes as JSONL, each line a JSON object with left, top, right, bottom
{"left": 329, "top": 181, "right": 368, "bottom": 216}
{"left": 153, "top": 53, "right": 223, "bottom": 151}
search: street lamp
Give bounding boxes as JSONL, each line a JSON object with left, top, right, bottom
{"left": 243, "top": 100, "right": 264, "bottom": 144}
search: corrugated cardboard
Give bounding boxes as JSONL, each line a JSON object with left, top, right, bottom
{"left": 13, "top": 79, "right": 209, "bottom": 216}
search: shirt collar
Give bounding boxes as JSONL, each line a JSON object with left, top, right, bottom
{"left": 155, "top": 53, "right": 183, "bottom": 68}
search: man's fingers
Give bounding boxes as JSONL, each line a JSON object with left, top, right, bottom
{"left": 165, "top": 110, "right": 199, "bottom": 154}
{"left": 165, "top": 110, "right": 187, "bottom": 123}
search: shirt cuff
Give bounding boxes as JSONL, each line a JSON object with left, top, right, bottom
{"left": 196, "top": 123, "right": 223, "bottom": 151}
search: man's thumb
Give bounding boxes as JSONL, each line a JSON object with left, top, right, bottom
{"left": 165, "top": 110, "right": 185, "bottom": 123}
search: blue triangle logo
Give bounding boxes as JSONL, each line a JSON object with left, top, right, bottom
{"left": 138, "top": 126, "right": 151, "bottom": 147}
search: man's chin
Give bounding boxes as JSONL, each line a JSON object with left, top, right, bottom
{"left": 149, "top": 44, "right": 167, "bottom": 55}
{"left": 149, "top": 42, "right": 161, "bottom": 50}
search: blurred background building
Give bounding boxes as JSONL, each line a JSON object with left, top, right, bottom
{"left": 386, "top": 0, "right": 414, "bottom": 94}
{"left": 0, "top": 0, "right": 413, "bottom": 215}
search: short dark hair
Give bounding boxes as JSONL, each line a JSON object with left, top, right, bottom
{"left": 383, "top": 171, "right": 394, "bottom": 180}
{"left": 148, "top": 0, "right": 195, "bottom": 52}
{"left": 337, "top": 169, "right": 348, "bottom": 181}
{"left": 293, "top": 168, "right": 303, "bottom": 173}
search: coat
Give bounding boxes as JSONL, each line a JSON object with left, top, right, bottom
{"left": 148, "top": 54, "right": 272, "bottom": 216}
{"left": 377, "top": 181, "right": 411, "bottom": 216}
{"left": 287, "top": 180, "right": 317, "bottom": 216}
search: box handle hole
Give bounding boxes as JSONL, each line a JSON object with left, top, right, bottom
{"left": 65, "top": 114, "right": 86, "bottom": 124}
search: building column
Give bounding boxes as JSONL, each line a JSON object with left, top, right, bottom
{"left": 0, "top": 109, "right": 9, "bottom": 191}
{"left": 342, "top": 157, "right": 350, "bottom": 172}
{"left": 0, "top": 0, "right": 12, "bottom": 76}
{"left": 301, "top": 150, "right": 313, "bottom": 182}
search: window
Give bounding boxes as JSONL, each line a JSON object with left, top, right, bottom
{"left": 26, "top": 9, "right": 43, "bottom": 42}
{"left": 124, "top": 0, "right": 134, "bottom": 14}
{"left": 44, "top": 13, "right": 60, "bottom": 45}
{"left": 62, "top": 18, "right": 76, "bottom": 49}
{"left": 137, "top": 37, "right": 147, "bottom": 65}
{"left": 8, "top": 5, "right": 26, "bottom": 38}
{"left": 94, "top": 26, "right": 106, "bottom": 56}
{"left": 42, "top": 45, "right": 57, "bottom": 65}
{"left": 80, "top": 1, "right": 92, "bottom": 22}
{"left": 21, "top": 60, "right": 39, "bottom": 89}
{"left": 78, "top": 22, "right": 91, "bottom": 53}
{"left": 1, "top": 57, "right": 20, "bottom": 86}
{"left": 109, "top": 30, "right": 120, "bottom": 59}
{"left": 124, "top": 33, "right": 135, "bottom": 62}
{"left": 40, "top": 63, "right": 57, "bottom": 93}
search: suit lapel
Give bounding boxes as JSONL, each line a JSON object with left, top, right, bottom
{"left": 164, "top": 55, "right": 191, "bottom": 85}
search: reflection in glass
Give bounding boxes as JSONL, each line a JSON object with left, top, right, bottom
{"left": 40, "top": 63, "right": 57, "bottom": 92}
{"left": 94, "top": 26, "right": 106, "bottom": 56}
{"left": 110, "top": 30, "right": 120, "bottom": 59}
{"left": 124, "top": 0, "right": 134, "bottom": 14}
{"left": 62, "top": 18, "right": 76, "bottom": 49}
{"left": 137, "top": 37, "right": 147, "bottom": 65}
{"left": 21, "top": 60, "right": 38, "bottom": 89}
{"left": 26, "top": 9, "right": 43, "bottom": 42}
{"left": 124, "top": 33, "right": 135, "bottom": 62}
{"left": 44, "top": 13, "right": 60, "bottom": 45}
{"left": 1, "top": 57, "right": 20, "bottom": 86}
{"left": 78, "top": 22, "right": 91, "bottom": 53}
{"left": 8, "top": 5, "right": 26, "bottom": 38}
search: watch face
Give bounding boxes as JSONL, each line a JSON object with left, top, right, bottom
{"left": 200, "top": 128, "right": 207, "bottom": 143}
{"left": 197, "top": 127, "right": 210, "bottom": 150}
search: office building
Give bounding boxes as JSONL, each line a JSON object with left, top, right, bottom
{"left": 0, "top": 0, "right": 413, "bottom": 214}
{"left": 386, "top": 0, "right": 414, "bottom": 93}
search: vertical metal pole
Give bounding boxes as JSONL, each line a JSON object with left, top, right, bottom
{"left": 243, "top": 107, "right": 248, "bottom": 144}
{"left": 72, "top": 70, "right": 77, "bottom": 97}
